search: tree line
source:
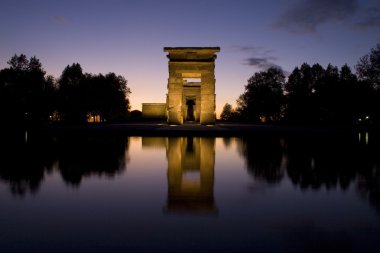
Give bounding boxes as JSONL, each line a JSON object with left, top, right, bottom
{"left": 2, "top": 45, "right": 379, "bottom": 127}
{"left": 221, "top": 44, "right": 380, "bottom": 127}
{"left": 0, "top": 54, "right": 131, "bottom": 126}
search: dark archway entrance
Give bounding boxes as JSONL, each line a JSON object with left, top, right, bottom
{"left": 186, "top": 100, "right": 195, "bottom": 121}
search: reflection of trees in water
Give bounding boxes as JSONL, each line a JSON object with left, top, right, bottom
{"left": 237, "top": 135, "right": 284, "bottom": 184}
{"left": 285, "top": 134, "right": 378, "bottom": 191}
{"left": 356, "top": 132, "right": 380, "bottom": 213}
{"left": 0, "top": 132, "right": 55, "bottom": 196}
{"left": 286, "top": 134, "right": 359, "bottom": 190}
{"left": 57, "top": 135, "right": 129, "bottom": 186}
{"left": 236, "top": 133, "right": 380, "bottom": 214}
{"left": 358, "top": 168, "right": 380, "bottom": 213}
{"left": 222, "top": 137, "right": 232, "bottom": 149}
{"left": 0, "top": 132, "right": 129, "bottom": 195}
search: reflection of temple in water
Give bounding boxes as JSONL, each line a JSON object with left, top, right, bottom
{"left": 142, "top": 137, "right": 217, "bottom": 214}
{"left": 166, "top": 137, "right": 216, "bottom": 214}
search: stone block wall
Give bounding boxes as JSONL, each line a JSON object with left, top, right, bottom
{"left": 142, "top": 103, "right": 167, "bottom": 119}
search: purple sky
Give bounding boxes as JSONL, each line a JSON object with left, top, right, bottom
{"left": 1, "top": 0, "right": 379, "bottom": 115}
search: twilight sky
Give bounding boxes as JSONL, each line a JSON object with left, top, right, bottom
{"left": 1, "top": 0, "right": 379, "bottom": 115}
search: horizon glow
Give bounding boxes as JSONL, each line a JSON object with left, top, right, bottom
{"left": 1, "top": 0, "right": 379, "bottom": 116}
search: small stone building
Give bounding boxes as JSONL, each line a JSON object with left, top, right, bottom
{"left": 141, "top": 103, "right": 167, "bottom": 119}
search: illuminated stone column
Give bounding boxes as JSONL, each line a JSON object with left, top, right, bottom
{"left": 195, "top": 93, "right": 201, "bottom": 122}
{"left": 167, "top": 72, "right": 183, "bottom": 124}
{"left": 200, "top": 68, "right": 216, "bottom": 125}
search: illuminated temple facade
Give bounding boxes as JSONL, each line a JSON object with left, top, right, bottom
{"left": 142, "top": 47, "right": 220, "bottom": 125}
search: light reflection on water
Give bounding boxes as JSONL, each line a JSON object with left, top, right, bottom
{"left": 358, "top": 131, "right": 370, "bottom": 145}
{"left": 0, "top": 132, "right": 379, "bottom": 252}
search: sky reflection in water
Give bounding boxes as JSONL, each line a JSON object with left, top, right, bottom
{"left": 0, "top": 133, "right": 379, "bottom": 253}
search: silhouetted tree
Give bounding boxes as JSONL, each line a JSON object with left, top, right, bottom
{"left": 0, "top": 54, "right": 55, "bottom": 125}
{"left": 237, "top": 67, "right": 285, "bottom": 122}
{"left": 57, "top": 64, "right": 130, "bottom": 123}
{"left": 220, "top": 103, "right": 233, "bottom": 121}
{"left": 356, "top": 44, "right": 380, "bottom": 88}
{"left": 44, "top": 75, "right": 58, "bottom": 118}
{"left": 285, "top": 63, "right": 323, "bottom": 124}
{"left": 220, "top": 103, "right": 239, "bottom": 121}
{"left": 130, "top": 110, "right": 142, "bottom": 121}
{"left": 356, "top": 44, "right": 380, "bottom": 126}
{"left": 316, "top": 64, "right": 341, "bottom": 123}
{"left": 284, "top": 62, "right": 377, "bottom": 125}
{"left": 57, "top": 63, "right": 86, "bottom": 123}
{"left": 83, "top": 73, "right": 131, "bottom": 122}
{"left": 338, "top": 64, "right": 375, "bottom": 125}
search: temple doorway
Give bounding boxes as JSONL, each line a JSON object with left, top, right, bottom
{"left": 186, "top": 100, "right": 195, "bottom": 121}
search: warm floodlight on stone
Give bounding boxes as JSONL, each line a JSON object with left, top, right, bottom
{"left": 164, "top": 47, "right": 220, "bottom": 125}
{"left": 141, "top": 47, "right": 220, "bottom": 125}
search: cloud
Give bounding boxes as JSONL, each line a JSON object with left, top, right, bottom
{"left": 232, "top": 46, "right": 274, "bottom": 55}
{"left": 275, "top": 0, "right": 359, "bottom": 33}
{"left": 243, "top": 57, "right": 289, "bottom": 75}
{"left": 233, "top": 45, "right": 281, "bottom": 71}
{"left": 243, "top": 57, "right": 280, "bottom": 70}
{"left": 52, "top": 15, "right": 69, "bottom": 25}
{"left": 233, "top": 45, "right": 288, "bottom": 74}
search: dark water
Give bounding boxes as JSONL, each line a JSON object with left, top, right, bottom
{"left": 0, "top": 132, "right": 379, "bottom": 253}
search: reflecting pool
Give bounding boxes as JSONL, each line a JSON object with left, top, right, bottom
{"left": 0, "top": 133, "right": 379, "bottom": 252}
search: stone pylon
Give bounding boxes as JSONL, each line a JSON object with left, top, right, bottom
{"left": 164, "top": 47, "right": 220, "bottom": 125}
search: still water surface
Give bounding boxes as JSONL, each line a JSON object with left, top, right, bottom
{"left": 0, "top": 133, "right": 379, "bottom": 252}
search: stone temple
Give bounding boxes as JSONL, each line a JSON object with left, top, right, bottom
{"left": 142, "top": 47, "right": 220, "bottom": 125}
